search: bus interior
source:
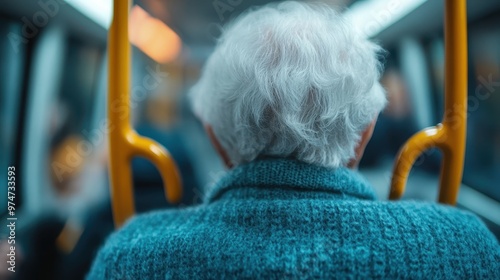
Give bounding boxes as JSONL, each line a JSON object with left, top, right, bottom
{"left": 0, "top": 0, "right": 499, "bottom": 279}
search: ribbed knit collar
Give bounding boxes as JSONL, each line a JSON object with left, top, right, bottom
{"left": 205, "top": 158, "right": 377, "bottom": 202}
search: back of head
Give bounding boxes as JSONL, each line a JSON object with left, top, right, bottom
{"left": 190, "top": 1, "right": 387, "bottom": 168}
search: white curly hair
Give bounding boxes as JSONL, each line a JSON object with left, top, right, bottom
{"left": 190, "top": 1, "right": 387, "bottom": 168}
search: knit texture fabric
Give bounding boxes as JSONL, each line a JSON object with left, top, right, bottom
{"left": 88, "top": 158, "right": 500, "bottom": 279}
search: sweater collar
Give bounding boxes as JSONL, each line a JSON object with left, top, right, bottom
{"left": 205, "top": 158, "right": 377, "bottom": 202}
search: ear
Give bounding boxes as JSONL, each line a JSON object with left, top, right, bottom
{"left": 205, "top": 124, "right": 234, "bottom": 169}
{"left": 347, "top": 118, "right": 377, "bottom": 169}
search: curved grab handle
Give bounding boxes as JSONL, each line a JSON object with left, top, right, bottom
{"left": 108, "top": 0, "right": 182, "bottom": 228}
{"left": 389, "top": 0, "right": 467, "bottom": 205}
{"left": 128, "top": 132, "right": 182, "bottom": 204}
{"left": 389, "top": 125, "right": 445, "bottom": 199}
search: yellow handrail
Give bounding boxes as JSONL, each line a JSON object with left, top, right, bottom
{"left": 389, "top": 0, "right": 468, "bottom": 204}
{"left": 108, "top": 0, "right": 182, "bottom": 228}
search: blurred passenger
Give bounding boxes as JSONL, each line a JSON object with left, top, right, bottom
{"left": 360, "top": 69, "right": 419, "bottom": 166}
{"left": 16, "top": 117, "right": 110, "bottom": 280}
{"left": 20, "top": 74, "right": 202, "bottom": 280}
{"left": 54, "top": 78, "right": 202, "bottom": 279}
{"left": 89, "top": 2, "right": 500, "bottom": 279}
{"left": 360, "top": 68, "right": 442, "bottom": 172}
{"left": 15, "top": 123, "right": 83, "bottom": 280}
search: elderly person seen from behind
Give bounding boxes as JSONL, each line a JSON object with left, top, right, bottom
{"left": 89, "top": 2, "right": 500, "bottom": 279}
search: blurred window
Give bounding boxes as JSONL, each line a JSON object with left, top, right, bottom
{"left": 464, "top": 19, "right": 500, "bottom": 202}
{"left": 0, "top": 18, "right": 26, "bottom": 216}
{"left": 55, "top": 37, "right": 103, "bottom": 133}
{"left": 427, "top": 38, "right": 445, "bottom": 124}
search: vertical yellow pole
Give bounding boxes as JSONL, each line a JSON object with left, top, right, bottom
{"left": 108, "top": 0, "right": 182, "bottom": 228}
{"left": 438, "top": 0, "right": 468, "bottom": 204}
{"left": 108, "top": 0, "right": 134, "bottom": 226}
{"left": 389, "top": 0, "right": 467, "bottom": 205}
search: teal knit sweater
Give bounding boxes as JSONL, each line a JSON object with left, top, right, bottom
{"left": 88, "top": 159, "right": 500, "bottom": 279}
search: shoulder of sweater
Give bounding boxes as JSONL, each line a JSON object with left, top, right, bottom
{"left": 87, "top": 200, "right": 500, "bottom": 279}
{"left": 105, "top": 200, "right": 498, "bottom": 248}
{"left": 377, "top": 200, "right": 499, "bottom": 245}
{"left": 102, "top": 201, "right": 495, "bottom": 246}
{"left": 87, "top": 206, "right": 201, "bottom": 279}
